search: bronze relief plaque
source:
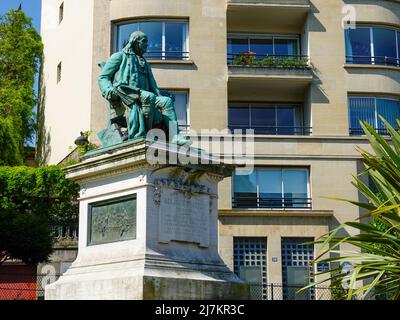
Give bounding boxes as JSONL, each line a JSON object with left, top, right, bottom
{"left": 88, "top": 195, "right": 137, "bottom": 245}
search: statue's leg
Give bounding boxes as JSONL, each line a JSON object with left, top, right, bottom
{"left": 155, "top": 96, "right": 191, "bottom": 146}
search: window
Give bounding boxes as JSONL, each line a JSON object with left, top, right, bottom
{"left": 232, "top": 167, "right": 310, "bottom": 209}
{"left": 234, "top": 238, "right": 267, "bottom": 300}
{"left": 170, "top": 91, "right": 189, "bottom": 131}
{"left": 281, "top": 238, "right": 314, "bottom": 300}
{"left": 228, "top": 103, "right": 308, "bottom": 135}
{"left": 345, "top": 26, "right": 400, "bottom": 66}
{"left": 57, "top": 62, "right": 62, "bottom": 83}
{"left": 114, "top": 20, "right": 189, "bottom": 60}
{"left": 227, "top": 34, "right": 300, "bottom": 62}
{"left": 59, "top": 2, "right": 64, "bottom": 24}
{"left": 348, "top": 96, "right": 400, "bottom": 135}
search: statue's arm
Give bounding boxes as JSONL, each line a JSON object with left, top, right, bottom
{"left": 98, "top": 52, "right": 123, "bottom": 100}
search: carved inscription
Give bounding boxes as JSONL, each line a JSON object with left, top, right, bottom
{"left": 89, "top": 195, "right": 136, "bottom": 245}
{"left": 158, "top": 188, "right": 210, "bottom": 247}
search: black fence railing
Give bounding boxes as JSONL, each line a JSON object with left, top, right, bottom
{"left": 228, "top": 53, "right": 310, "bottom": 67}
{"left": 346, "top": 55, "right": 400, "bottom": 67}
{"left": 233, "top": 196, "right": 312, "bottom": 209}
{"left": 0, "top": 273, "right": 61, "bottom": 300}
{"left": 229, "top": 125, "right": 312, "bottom": 135}
{"left": 349, "top": 127, "right": 391, "bottom": 136}
{"left": 144, "top": 50, "right": 190, "bottom": 60}
{"left": 248, "top": 283, "right": 336, "bottom": 300}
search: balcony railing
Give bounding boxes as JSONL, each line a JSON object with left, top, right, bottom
{"left": 232, "top": 196, "right": 312, "bottom": 209}
{"left": 228, "top": 53, "right": 310, "bottom": 68}
{"left": 349, "top": 127, "right": 391, "bottom": 136}
{"left": 52, "top": 224, "right": 78, "bottom": 243}
{"left": 229, "top": 125, "right": 312, "bottom": 135}
{"left": 145, "top": 50, "right": 190, "bottom": 61}
{"left": 346, "top": 55, "right": 400, "bottom": 67}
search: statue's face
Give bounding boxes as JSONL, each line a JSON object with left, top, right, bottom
{"left": 134, "top": 36, "right": 148, "bottom": 54}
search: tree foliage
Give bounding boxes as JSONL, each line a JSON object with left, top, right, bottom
{"left": 0, "top": 9, "right": 43, "bottom": 165}
{"left": 305, "top": 117, "right": 400, "bottom": 300}
{"left": 0, "top": 166, "right": 79, "bottom": 264}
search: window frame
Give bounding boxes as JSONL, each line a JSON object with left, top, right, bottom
{"left": 228, "top": 102, "right": 304, "bottom": 135}
{"left": 232, "top": 167, "right": 311, "bottom": 209}
{"left": 113, "top": 19, "right": 190, "bottom": 60}
{"left": 345, "top": 25, "right": 400, "bottom": 66}
{"left": 348, "top": 95, "right": 400, "bottom": 135}
{"left": 227, "top": 33, "right": 301, "bottom": 57}
{"left": 167, "top": 89, "right": 190, "bottom": 132}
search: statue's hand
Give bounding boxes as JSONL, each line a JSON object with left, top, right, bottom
{"left": 108, "top": 89, "right": 120, "bottom": 103}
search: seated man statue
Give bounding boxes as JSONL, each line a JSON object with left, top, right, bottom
{"left": 98, "top": 31, "right": 190, "bottom": 146}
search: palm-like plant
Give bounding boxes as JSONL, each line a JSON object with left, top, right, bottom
{"left": 304, "top": 117, "right": 400, "bottom": 300}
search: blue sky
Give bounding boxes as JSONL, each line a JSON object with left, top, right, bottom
{"left": 0, "top": 0, "right": 41, "bottom": 31}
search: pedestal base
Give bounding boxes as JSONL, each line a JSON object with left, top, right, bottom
{"left": 46, "top": 257, "right": 247, "bottom": 300}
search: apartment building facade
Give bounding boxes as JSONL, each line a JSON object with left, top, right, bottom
{"left": 39, "top": 0, "right": 400, "bottom": 299}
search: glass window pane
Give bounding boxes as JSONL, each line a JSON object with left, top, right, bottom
{"left": 228, "top": 38, "right": 248, "bottom": 62}
{"left": 283, "top": 169, "right": 308, "bottom": 208}
{"left": 140, "top": 22, "right": 163, "bottom": 59}
{"left": 229, "top": 107, "right": 250, "bottom": 131}
{"left": 165, "top": 22, "right": 187, "bottom": 60}
{"left": 251, "top": 107, "right": 275, "bottom": 134}
{"left": 172, "top": 92, "right": 188, "bottom": 129}
{"left": 116, "top": 23, "right": 139, "bottom": 52}
{"left": 345, "top": 28, "right": 371, "bottom": 64}
{"left": 349, "top": 97, "right": 376, "bottom": 135}
{"left": 277, "top": 107, "right": 296, "bottom": 135}
{"left": 233, "top": 171, "right": 257, "bottom": 208}
{"left": 397, "top": 32, "right": 400, "bottom": 66}
{"left": 373, "top": 28, "right": 397, "bottom": 66}
{"left": 250, "top": 38, "right": 273, "bottom": 59}
{"left": 274, "top": 38, "right": 298, "bottom": 56}
{"left": 258, "top": 169, "right": 282, "bottom": 208}
{"left": 376, "top": 98, "right": 400, "bottom": 132}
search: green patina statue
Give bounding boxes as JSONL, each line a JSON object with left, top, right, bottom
{"left": 97, "top": 31, "right": 190, "bottom": 147}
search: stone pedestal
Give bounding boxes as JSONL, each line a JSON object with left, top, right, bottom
{"left": 45, "top": 139, "right": 248, "bottom": 300}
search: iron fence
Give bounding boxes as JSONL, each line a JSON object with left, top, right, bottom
{"left": 248, "top": 283, "right": 338, "bottom": 300}
{"left": 229, "top": 125, "right": 312, "bottom": 136}
{"left": 0, "top": 273, "right": 61, "bottom": 300}
{"left": 233, "top": 196, "right": 312, "bottom": 209}
{"left": 346, "top": 55, "right": 400, "bottom": 67}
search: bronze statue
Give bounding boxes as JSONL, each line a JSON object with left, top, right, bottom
{"left": 98, "top": 31, "right": 190, "bottom": 147}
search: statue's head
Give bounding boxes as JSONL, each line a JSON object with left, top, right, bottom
{"left": 126, "top": 31, "right": 148, "bottom": 56}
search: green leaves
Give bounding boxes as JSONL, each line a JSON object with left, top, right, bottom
{"left": 0, "top": 9, "right": 43, "bottom": 164}
{"left": 230, "top": 53, "right": 309, "bottom": 68}
{"left": 308, "top": 119, "right": 400, "bottom": 300}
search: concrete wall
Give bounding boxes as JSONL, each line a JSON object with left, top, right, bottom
{"left": 41, "top": 0, "right": 94, "bottom": 164}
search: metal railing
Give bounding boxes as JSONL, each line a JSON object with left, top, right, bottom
{"left": 228, "top": 53, "right": 310, "bottom": 67}
{"left": 233, "top": 196, "right": 312, "bottom": 209}
{"left": 346, "top": 55, "right": 400, "bottom": 67}
{"left": 349, "top": 127, "right": 392, "bottom": 136}
{"left": 229, "top": 125, "right": 312, "bottom": 135}
{"left": 0, "top": 273, "right": 61, "bottom": 300}
{"left": 144, "top": 50, "right": 190, "bottom": 60}
{"left": 248, "top": 283, "right": 335, "bottom": 300}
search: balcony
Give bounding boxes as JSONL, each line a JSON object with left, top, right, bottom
{"left": 227, "top": 0, "right": 310, "bottom": 34}
{"left": 229, "top": 125, "right": 312, "bottom": 135}
{"left": 228, "top": 54, "right": 313, "bottom": 101}
{"left": 52, "top": 224, "right": 78, "bottom": 248}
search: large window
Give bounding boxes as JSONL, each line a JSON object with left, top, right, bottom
{"left": 345, "top": 26, "right": 400, "bottom": 66}
{"left": 348, "top": 96, "right": 400, "bottom": 135}
{"left": 281, "top": 238, "right": 314, "bottom": 300}
{"left": 114, "top": 20, "right": 189, "bottom": 60}
{"left": 171, "top": 91, "right": 189, "bottom": 131}
{"left": 228, "top": 103, "right": 308, "bottom": 135}
{"left": 227, "top": 34, "right": 300, "bottom": 62}
{"left": 233, "top": 168, "right": 310, "bottom": 209}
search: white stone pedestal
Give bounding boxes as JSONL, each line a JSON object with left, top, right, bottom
{"left": 45, "top": 139, "right": 248, "bottom": 300}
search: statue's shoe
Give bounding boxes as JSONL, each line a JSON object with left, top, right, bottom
{"left": 171, "top": 135, "right": 192, "bottom": 146}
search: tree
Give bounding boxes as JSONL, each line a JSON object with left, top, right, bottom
{"left": 0, "top": 166, "right": 79, "bottom": 265}
{"left": 0, "top": 8, "right": 43, "bottom": 165}
{"left": 305, "top": 118, "right": 400, "bottom": 300}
